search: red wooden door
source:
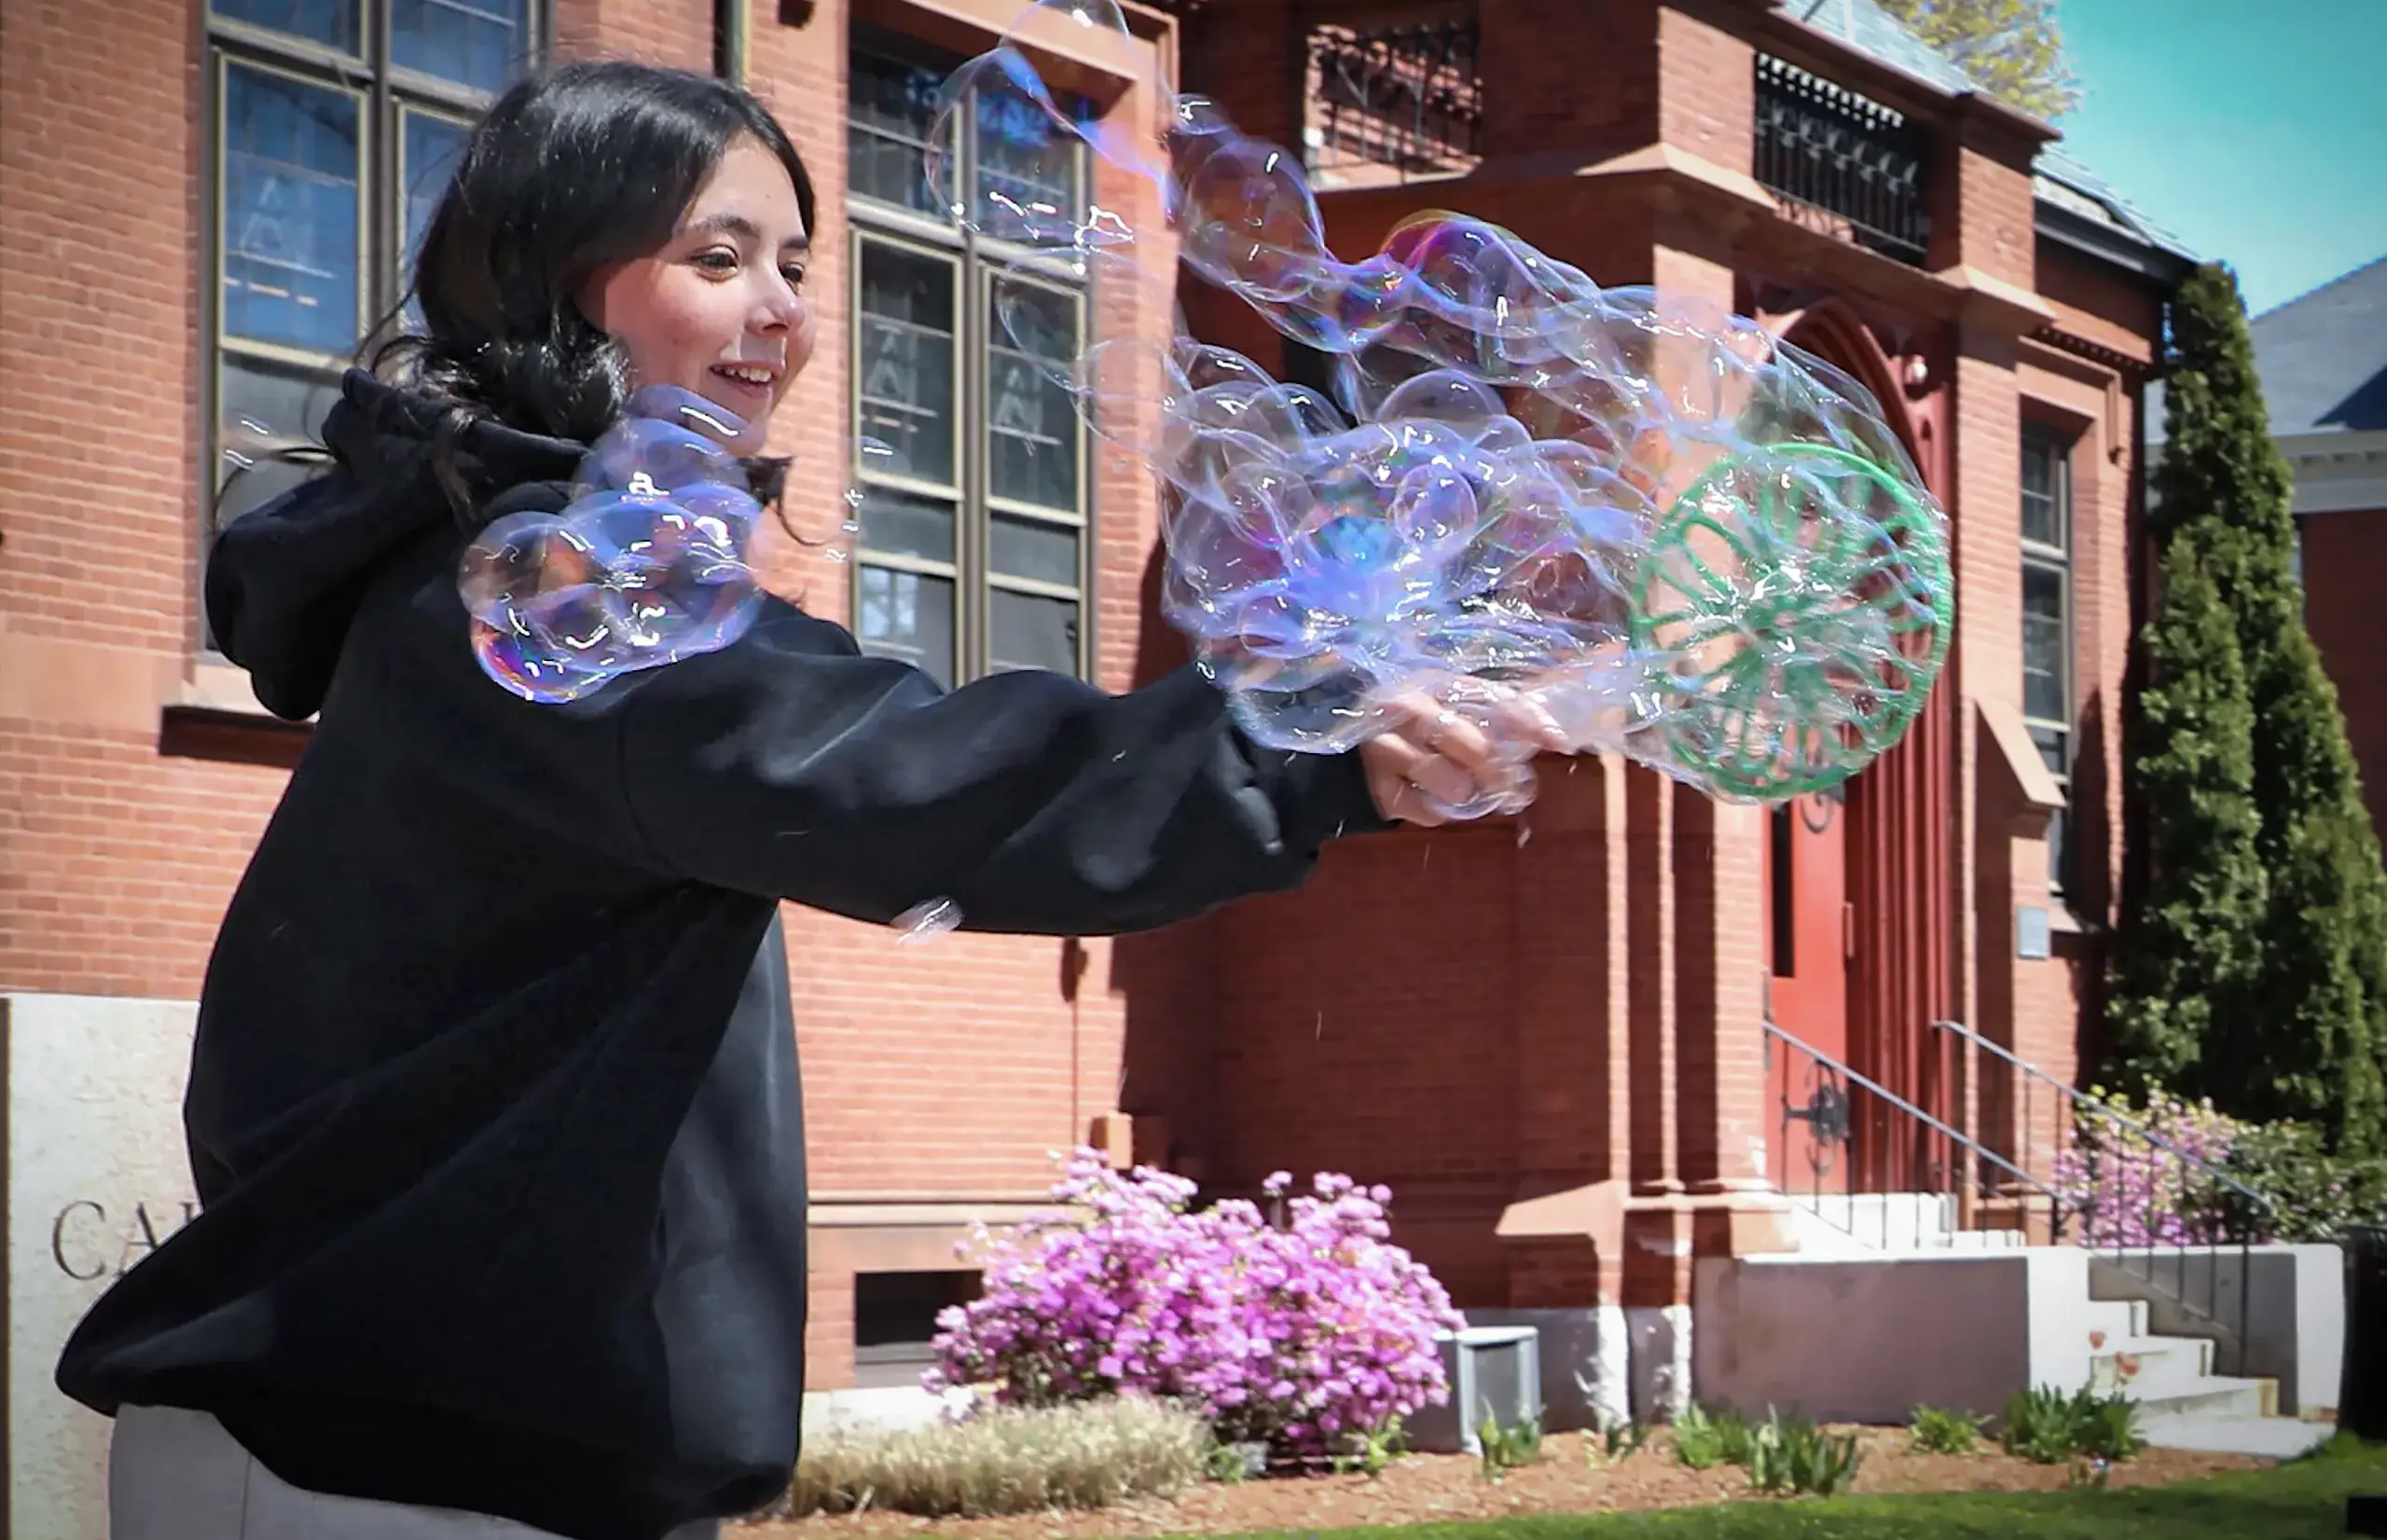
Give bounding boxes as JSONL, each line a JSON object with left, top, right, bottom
{"left": 1764, "top": 789, "right": 1852, "bottom": 1194}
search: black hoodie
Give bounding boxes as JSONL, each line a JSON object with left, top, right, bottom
{"left": 55, "top": 371, "right": 1383, "bottom": 1540}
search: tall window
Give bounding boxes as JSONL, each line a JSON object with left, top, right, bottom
{"left": 209, "top": 1, "right": 540, "bottom": 528}
{"left": 2021, "top": 428, "right": 2075, "bottom": 893}
{"left": 846, "top": 35, "right": 1092, "bottom": 689}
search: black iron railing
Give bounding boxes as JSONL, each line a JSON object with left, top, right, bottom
{"left": 1767, "top": 1019, "right": 2012, "bottom": 1254}
{"left": 1305, "top": 16, "right": 1482, "bottom": 179}
{"left": 1753, "top": 53, "right": 1931, "bottom": 265}
{"left": 1931, "top": 1017, "right": 2277, "bottom": 1383}
{"left": 1768, "top": 1021, "right": 2263, "bottom": 1379}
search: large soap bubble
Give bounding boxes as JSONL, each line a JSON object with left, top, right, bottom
{"left": 927, "top": 0, "right": 1951, "bottom": 813}
{"left": 459, "top": 387, "right": 765, "bottom": 703}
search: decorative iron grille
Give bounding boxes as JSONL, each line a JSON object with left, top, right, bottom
{"left": 1304, "top": 15, "right": 1483, "bottom": 180}
{"left": 1754, "top": 53, "right": 1931, "bottom": 264}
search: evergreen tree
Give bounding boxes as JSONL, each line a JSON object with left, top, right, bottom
{"left": 1874, "top": 0, "right": 2080, "bottom": 119}
{"left": 2121, "top": 264, "right": 2387, "bottom": 1152}
{"left": 2103, "top": 534, "right": 2264, "bottom": 1094}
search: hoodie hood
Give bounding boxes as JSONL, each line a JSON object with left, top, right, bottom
{"left": 207, "top": 370, "right": 585, "bottom": 721}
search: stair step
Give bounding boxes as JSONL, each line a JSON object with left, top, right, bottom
{"left": 2089, "top": 1336, "right": 2215, "bottom": 1397}
{"left": 2126, "top": 1375, "right": 2273, "bottom": 1420}
{"left": 2083, "top": 1298, "right": 2152, "bottom": 1342}
{"left": 1943, "top": 1229, "right": 2026, "bottom": 1250}
{"left": 2138, "top": 1411, "right": 2333, "bottom": 1460}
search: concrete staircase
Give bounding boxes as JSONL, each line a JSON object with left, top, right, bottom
{"left": 1773, "top": 1190, "right": 2300, "bottom": 1441}
{"left": 2078, "top": 1294, "right": 2273, "bottom": 1420}
{"left": 1778, "top": 1191, "right": 2023, "bottom": 1258}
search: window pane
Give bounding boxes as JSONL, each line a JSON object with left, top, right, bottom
{"left": 215, "top": 353, "right": 342, "bottom": 527}
{"left": 2021, "top": 436, "right": 2064, "bottom": 549}
{"left": 222, "top": 63, "right": 361, "bottom": 354}
{"left": 975, "top": 88, "right": 1080, "bottom": 222}
{"left": 2020, "top": 488, "right": 2058, "bottom": 549}
{"left": 401, "top": 111, "right": 470, "bottom": 321}
{"left": 989, "top": 588, "right": 1080, "bottom": 676}
{"left": 988, "top": 281, "right": 1080, "bottom": 511}
{"left": 2021, "top": 436, "right": 2052, "bottom": 500}
{"left": 858, "top": 565, "right": 956, "bottom": 690}
{"left": 213, "top": 0, "right": 360, "bottom": 52}
{"left": 2048, "top": 804, "right": 2071, "bottom": 893}
{"left": 393, "top": 0, "right": 531, "bottom": 93}
{"left": 849, "top": 50, "right": 950, "bottom": 215}
{"left": 990, "top": 514, "right": 1079, "bottom": 587}
{"left": 2028, "top": 722, "right": 2066, "bottom": 777}
{"left": 857, "top": 242, "right": 959, "bottom": 487}
{"left": 855, "top": 485, "right": 957, "bottom": 564}
{"left": 2021, "top": 562, "right": 2066, "bottom": 724}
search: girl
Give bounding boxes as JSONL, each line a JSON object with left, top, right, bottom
{"left": 60, "top": 61, "right": 1551, "bottom": 1540}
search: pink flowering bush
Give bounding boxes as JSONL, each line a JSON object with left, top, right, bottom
{"left": 927, "top": 1149, "right": 1461, "bottom": 1457}
{"left": 2049, "top": 1085, "right": 2252, "bottom": 1247}
{"left": 2049, "top": 1084, "right": 2387, "bottom": 1244}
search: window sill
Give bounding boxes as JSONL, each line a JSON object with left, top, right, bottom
{"left": 160, "top": 659, "right": 312, "bottom": 769}
{"left": 2047, "top": 903, "right": 2086, "bottom": 935}
{"left": 171, "top": 659, "right": 285, "bottom": 720}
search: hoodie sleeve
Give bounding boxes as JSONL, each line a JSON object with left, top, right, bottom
{"left": 612, "top": 605, "right": 1387, "bottom": 936}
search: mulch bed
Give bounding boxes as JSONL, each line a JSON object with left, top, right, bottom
{"left": 737, "top": 1426, "right": 2269, "bottom": 1539}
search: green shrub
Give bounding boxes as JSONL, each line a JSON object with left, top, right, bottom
{"left": 2221, "top": 1117, "right": 2387, "bottom": 1239}
{"left": 2001, "top": 1384, "right": 2146, "bottom": 1465}
{"left": 1204, "top": 1439, "right": 1259, "bottom": 1484}
{"left": 1908, "top": 1404, "right": 1987, "bottom": 1455}
{"left": 1330, "top": 1418, "right": 1404, "bottom": 1478}
{"left": 1476, "top": 1409, "right": 1544, "bottom": 1480}
{"left": 1586, "top": 1418, "right": 1650, "bottom": 1465}
{"left": 1745, "top": 1408, "right": 1862, "bottom": 1497}
{"left": 2078, "top": 1391, "right": 2149, "bottom": 1463}
{"left": 1672, "top": 1404, "right": 1753, "bottom": 1470}
{"left": 779, "top": 1396, "right": 1209, "bottom": 1517}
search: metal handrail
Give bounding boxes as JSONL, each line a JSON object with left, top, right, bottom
{"left": 1929, "top": 1018, "right": 2276, "bottom": 1219}
{"left": 1763, "top": 1021, "right": 2059, "bottom": 1205}
{"left": 1771, "top": 1018, "right": 2260, "bottom": 1378}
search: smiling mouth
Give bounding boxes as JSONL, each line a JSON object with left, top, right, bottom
{"left": 711, "top": 364, "right": 780, "bottom": 388}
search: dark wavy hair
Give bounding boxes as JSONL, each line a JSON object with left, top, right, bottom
{"left": 374, "top": 61, "right": 817, "bottom": 521}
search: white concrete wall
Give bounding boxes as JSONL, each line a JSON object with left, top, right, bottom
{"left": 4, "top": 993, "right": 201, "bottom": 1540}
{"left": 1693, "top": 1250, "right": 2104, "bottom": 1425}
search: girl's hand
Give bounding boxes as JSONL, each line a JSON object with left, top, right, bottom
{"left": 1357, "top": 687, "right": 1571, "bottom": 827}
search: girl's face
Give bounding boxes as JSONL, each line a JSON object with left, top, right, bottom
{"left": 582, "top": 134, "right": 815, "bottom": 455}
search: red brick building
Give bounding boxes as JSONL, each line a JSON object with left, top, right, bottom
{"left": 0, "top": 0, "right": 2187, "bottom": 1407}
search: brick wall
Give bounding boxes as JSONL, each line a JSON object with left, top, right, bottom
{"left": 2299, "top": 504, "right": 2387, "bottom": 839}
{"left": 0, "top": 0, "right": 293, "bottom": 997}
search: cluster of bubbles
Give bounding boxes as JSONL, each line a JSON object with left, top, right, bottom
{"left": 924, "top": 0, "right": 1952, "bottom": 814}
{"left": 458, "top": 388, "right": 765, "bottom": 703}
{"left": 432, "top": 0, "right": 1951, "bottom": 828}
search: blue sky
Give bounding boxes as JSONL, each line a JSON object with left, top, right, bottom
{"left": 2050, "top": 0, "right": 2387, "bottom": 316}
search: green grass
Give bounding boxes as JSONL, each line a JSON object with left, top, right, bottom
{"left": 1212, "top": 1435, "right": 2387, "bottom": 1539}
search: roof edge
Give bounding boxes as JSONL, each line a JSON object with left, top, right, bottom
{"left": 2035, "top": 194, "right": 2195, "bottom": 287}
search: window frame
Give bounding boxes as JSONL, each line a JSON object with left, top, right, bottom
{"left": 845, "top": 32, "right": 1095, "bottom": 687}
{"left": 201, "top": 0, "right": 545, "bottom": 646}
{"left": 2020, "top": 423, "right": 2076, "bottom": 895}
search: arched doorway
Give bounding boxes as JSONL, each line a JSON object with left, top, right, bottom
{"left": 1757, "top": 301, "right": 1958, "bottom": 1199}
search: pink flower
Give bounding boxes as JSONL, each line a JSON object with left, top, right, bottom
{"left": 930, "top": 1148, "right": 1457, "bottom": 1456}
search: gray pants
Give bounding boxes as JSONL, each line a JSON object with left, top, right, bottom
{"left": 109, "top": 1405, "right": 723, "bottom": 1540}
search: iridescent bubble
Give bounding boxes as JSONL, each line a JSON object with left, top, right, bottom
{"left": 459, "top": 386, "right": 764, "bottom": 703}
{"left": 895, "top": 897, "right": 964, "bottom": 944}
{"left": 926, "top": 0, "right": 1952, "bottom": 811}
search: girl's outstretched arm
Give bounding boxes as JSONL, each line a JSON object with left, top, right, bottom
{"left": 613, "top": 603, "right": 1387, "bottom": 935}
